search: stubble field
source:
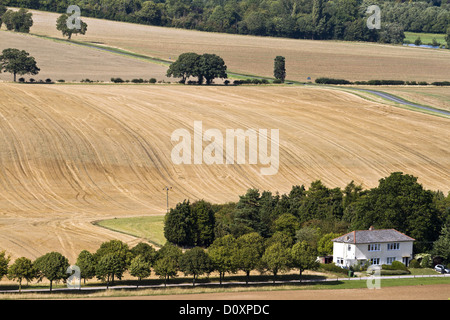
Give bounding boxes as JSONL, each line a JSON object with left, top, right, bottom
{"left": 13, "top": 9, "right": 450, "bottom": 83}
{"left": 0, "top": 83, "right": 448, "bottom": 262}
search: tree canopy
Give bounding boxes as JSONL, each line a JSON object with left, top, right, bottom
{"left": 0, "top": 48, "right": 40, "bottom": 82}
{"left": 56, "top": 13, "right": 88, "bottom": 40}
{"left": 167, "top": 52, "right": 227, "bottom": 84}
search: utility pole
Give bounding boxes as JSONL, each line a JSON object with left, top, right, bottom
{"left": 163, "top": 186, "right": 172, "bottom": 213}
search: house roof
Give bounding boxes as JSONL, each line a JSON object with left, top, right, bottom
{"left": 332, "top": 229, "right": 415, "bottom": 244}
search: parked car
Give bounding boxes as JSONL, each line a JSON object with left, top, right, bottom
{"left": 434, "top": 264, "right": 450, "bottom": 274}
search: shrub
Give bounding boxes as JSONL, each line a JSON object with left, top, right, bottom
{"left": 29, "top": 78, "right": 35, "bottom": 83}
{"left": 382, "top": 261, "right": 408, "bottom": 271}
{"left": 273, "top": 79, "right": 282, "bottom": 84}
{"left": 224, "top": 80, "right": 230, "bottom": 85}
{"left": 111, "top": 77, "right": 124, "bottom": 83}
{"left": 319, "top": 263, "right": 348, "bottom": 275}
{"left": 414, "top": 37, "right": 422, "bottom": 46}
{"left": 315, "top": 77, "right": 352, "bottom": 85}
{"left": 409, "top": 259, "right": 421, "bottom": 268}
{"left": 418, "top": 81, "right": 428, "bottom": 86}
{"left": 149, "top": 78, "right": 157, "bottom": 83}
{"left": 233, "top": 80, "right": 242, "bottom": 85}
{"left": 131, "top": 78, "right": 144, "bottom": 83}
{"left": 431, "top": 81, "right": 450, "bottom": 86}
{"left": 45, "top": 78, "right": 52, "bottom": 83}
{"left": 57, "top": 79, "right": 65, "bottom": 83}
{"left": 18, "top": 77, "right": 25, "bottom": 83}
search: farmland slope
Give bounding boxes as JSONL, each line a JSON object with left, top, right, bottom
{"left": 0, "top": 83, "right": 448, "bottom": 261}
{"left": 9, "top": 9, "right": 450, "bottom": 83}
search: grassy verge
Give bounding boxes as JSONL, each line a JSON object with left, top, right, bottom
{"left": 94, "top": 215, "right": 165, "bottom": 247}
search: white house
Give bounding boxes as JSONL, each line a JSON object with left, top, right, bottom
{"left": 332, "top": 227, "right": 415, "bottom": 268}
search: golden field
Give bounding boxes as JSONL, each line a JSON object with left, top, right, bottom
{"left": 16, "top": 9, "right": 450, "bottom": 83}
{"left": 0, "top": 83, "right": 448, "bottom": 261}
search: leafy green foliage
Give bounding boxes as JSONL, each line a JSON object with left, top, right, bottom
{"left": 0, "top": 48, "right": 40, "bottom": 82}
{"left": 56, "top": 13, "right": 88, "bottom": 40}
{"left": 7, "top": 257, "right": 34, "bottom": 292}
{"left": 34, "top": 252, "right": 69, "bottom": 291}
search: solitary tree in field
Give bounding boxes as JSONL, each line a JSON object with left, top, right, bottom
{"left": 274, "top": 56, "right": 286, "bottom": 83}
{"left": 166, "top": 52, "right": 227, "bottom": 84}
{"left": 0, "top": 48, "right": 40, "bottom": 82}
{"left": 56, "top": 13, "right": 88, "bottom": 40}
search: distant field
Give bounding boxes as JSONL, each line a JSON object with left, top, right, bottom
{"left": 0, "top": 30, "right": 170, "bottom": 82}
{"left": 0, "top": 83, "right": 448, "bottom": 261}
{"left": 95, "top": 215, "right": 165, "bottom": 247}
{"left": 404, "top": 32, "right": 447, "bottom": 45}
{"left": 21, "top": 9, "right": 450, "bottom": 83}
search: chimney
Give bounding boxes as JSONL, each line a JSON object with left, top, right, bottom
{"left": 369, "top": 226, "right": 374, "bottom": 231}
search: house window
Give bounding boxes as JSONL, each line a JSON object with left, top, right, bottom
{"left": 387, "top": 243, "right": 400, "bottom": 250}
{"left": 387, "top": 257, "right": 396, "bottom": 265}
{"left": 348, "top": 245, "right": 351, "bottom": 251}
{"left": 336, "top": 258, "right": 344, "bottom": 265}
{"left": 370, "top": 258, "right": 380, "bottom": 265}
{"left": 368, "top": 243, "right": 380, "bottom": 251}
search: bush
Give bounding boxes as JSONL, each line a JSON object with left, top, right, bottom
{"left": 431, "top": 81, "right": 450, "bottom": 86}
{"left": 18, "top": 77, "right": 25, "bottom": 83}
{"left": 273, "top": 79, "right": 282, "bottom": 84}
{"left": 149, "top": 78, "right": 157, "bottom": 83}
{"left": 319, "top": 263, "right": 348, "bottom": 275}
{"left": 111, "top": 77, "right": 124, "bottom": 83}
{"left": 380, "top": 269, "right": 410, "bottom": 275}
{"left": 414, "top": 37, "right": 422, "bottom": 46}
{"left": 224, "top": 80, "right": 230, "bottom": 85}
{"left": 57, "top": 79, "right": 65, "bottom": 83}
{"left": 131, "top": 78, "right": 144, "bottom": 83}
{"left": 233, "top": 80, "right": 242, "bottom": 85}
{"left": 315, "top": 77, "right": 352, "bottom": 85}
{"left": 418, "top": 81, "right": 428, "bottom": 86}
{"left": 409, "top": 259, "right": 421, "bottom": 268}
{"left": 45, "top": 78, "right": 52, "bottom": 83}
{"left": 382, "top": 261, "right": 408, "bottom": 271}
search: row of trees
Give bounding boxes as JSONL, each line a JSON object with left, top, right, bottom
{"left": 0, "top": 234, "right": 318, "bottom": 291}
{"left": 165, "top": 172, "right": 450, "bottom": 257}
{"left": 3, "top": 0, "right": 449, "bottom": 44}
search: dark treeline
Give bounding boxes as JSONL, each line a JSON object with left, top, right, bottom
{"left": 165, "top": 172, "right": 450, "bottom": 255}
{"left": 3, "top": 0, "right": 450, "bottom": 43}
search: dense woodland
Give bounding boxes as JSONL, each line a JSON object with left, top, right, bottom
{"left": 165, "top": 172, "right": 450, "bottom": 256}
{"left": 2, "top": 0, "right": 450, "bottom": 43}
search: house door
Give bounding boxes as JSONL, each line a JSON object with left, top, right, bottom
{"left": 402, "top": 257, "right": 409, "bottom": 266}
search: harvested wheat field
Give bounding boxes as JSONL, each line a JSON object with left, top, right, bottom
{"left": 26, "top": 9, "right": 450, "bottom": 82}
{"left": 0, "top": 30, "right": 170, "bottom": 82}
{"left": 0, "top": 83, "right": 449, "bottom": 261}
